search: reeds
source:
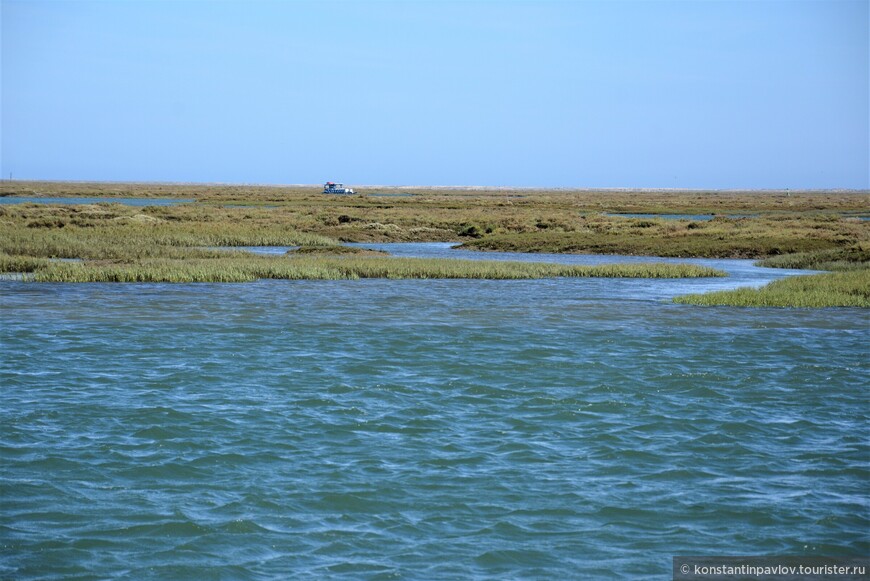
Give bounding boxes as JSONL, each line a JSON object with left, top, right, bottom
{"left": 28, "top": 255, "right": 725, "bottom": 283}
{"left": 2, "top": 185, "right": 864, "bottom": 290}
{"left": 0, "top": 253, "right": 52, "bottom": 273}
{"left": 755, "top": 245, "right": 870, "bottom": 271}
{"left": 673, "top": 270, "right": 870, "bottom": 308}
{"left": 0, "top": 204, "right": 338, "bottom": 260}
{"left": 3, "top": 182, "right": 867, "bottom": 250}
{"left": 459, "top": 214, "right": 868, "bottom": 259}
{"left": 4, "top": 180, "right": 867, "bottom": 214}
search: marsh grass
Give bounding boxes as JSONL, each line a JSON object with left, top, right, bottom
{"left": 288, "top": 245, "right": 390, "bottom": 256}
{"left": 459, "top": 214, "right": 868, "bottom": 259}
{"left": 3, "top": 183, "right": 868, "bottom": 254}
{"left": 4, "top": 180, "right": 867, "bottom": 213}
{"left": 755, "top": 245, "right": 870, "bottom": 271}
{"left": 0, "top": 253, "right": 52, "bottom": 273}
{"left": 7, "top": 203, "right": 730, "bottom": 282}
{"left": 674, "top": 270, "right": 870, "bottom": 308}
{"left": 2, "top": 183, "right": 865, "bottom": 289}
{"left": 3, "top": 182, "right": 867, "bottom": 249}
{"left": 0, "top": 203, "right": 336, "bottom": 260}
{"left": 29, "top": 255, "right": 725, "bottom": 283}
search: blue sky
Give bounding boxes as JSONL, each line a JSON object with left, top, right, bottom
{"left": 2, "top": 0, "right": 868, "bottom": 188}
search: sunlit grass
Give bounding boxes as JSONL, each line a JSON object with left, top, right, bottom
{"left": 2, "top": 182, "right": 867, "bottom": 251}
{"left": 4, "top": 180, "right": 867, "bottom": 214}
{"left": 28, "top": 255, "right": 725, "bottom": 283}
{"left": 0, "top": 220, "right": 335, "bottom": 261}
{"left": 459, "top": 214, "right": 868, "bottom": 259}
{"left": 0, "top": 202, "right": 725, "bottom": 282}
{"left": 755, "top": 245, "right": 870, "bottom": 271}
{"left": 2, "top": 185, "right": 864, "bottom": 293}
{"left": 0, "top": 253, "right": 52, "bottom": 273}
{"left": 674, "top": 270, "right": 870, "bottom": 308}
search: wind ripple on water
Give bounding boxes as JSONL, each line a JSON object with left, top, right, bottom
{"left": 1, "top": 279, "right": 868, "bottom": 579}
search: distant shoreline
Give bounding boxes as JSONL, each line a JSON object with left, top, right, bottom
{"left": 0, "top": 179, "right": 867, "bottom": 195}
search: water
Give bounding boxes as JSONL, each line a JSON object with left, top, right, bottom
{"left": 2, "top": 246, "right": 868, "bottom": 579}
{"left": 240, "top": 242, "right": 813, "bottom": 295}
{"left": 0, "top": 197, "right": 193, "bottom": 206}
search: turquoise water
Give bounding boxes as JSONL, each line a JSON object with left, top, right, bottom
{"left": 0, "top": 197, "right": 193, "bottom": 206}
{"left": 240, "top": 242, "right": 812, "bottom": 294}
{"left": 1, "top": 247, "right": 868, "bottom": 579}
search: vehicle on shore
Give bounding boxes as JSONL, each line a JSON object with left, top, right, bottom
{"left": 323, "top": 182, "right": 354, "bottom": 194}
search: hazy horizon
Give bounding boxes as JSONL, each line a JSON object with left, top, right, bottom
{"left": 3, "top": 178, "right": 869, "bottom": 193}
{"left": 3, "top": 1, "right": 868, "bottom": 189}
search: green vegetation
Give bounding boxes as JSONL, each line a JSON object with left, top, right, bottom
{"left": 2, "top": 181, "right": 866, "bottom": 249}
{"left": 288, "top": 245, "right": 389, "bottom": 256}
{"left": 1, "top": 182, "right": 866, "bottom": 297}
{"left": 674, "top": 270, "right": 870, "bottom": 308}
{"left": 4, "top": 180, "right": 866, "bottom": 214}
{"left": 755, "top": 245, "right": 870, "bottom": 271}
{"left": 27, "top": 256, "right": 724, "bottom": 283}
{"left": 0, "top": 253, "right": 52, "bottom": 273}
{"left": 0, "top": 203, "right": 335, "bottom": 261}
{"left": 459, "top": 214, "right": 868, "bottom": 259}
{"left": 0, "top": 197, "right": 724, "bottom": 282}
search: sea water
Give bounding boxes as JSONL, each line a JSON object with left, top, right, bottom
{"left": 1, "top": 246, "right": 867, "bottom": 579}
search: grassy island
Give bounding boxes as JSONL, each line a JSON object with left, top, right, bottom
{"left": 674, "top": 270, "right": 870, "bottom": 308}
{"left": 17, "top": 256, "right": 722, "bottom": 283}
{"left": 0, "top": 192, "right": 724, "bottom": 282}
{"left": 0, "top": 182, "right": 866, "bottom": 298}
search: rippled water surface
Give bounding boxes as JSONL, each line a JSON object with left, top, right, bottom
{"left": 2, "top": 246, "right": 868, "bottom": 579}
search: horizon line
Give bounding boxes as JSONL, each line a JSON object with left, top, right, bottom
{"left": 1, "top": 178, "right": 868, "bottom": 194}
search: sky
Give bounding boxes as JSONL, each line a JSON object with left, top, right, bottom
{"left": 1, "top": 0, "right": 868, "bottom": 189}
